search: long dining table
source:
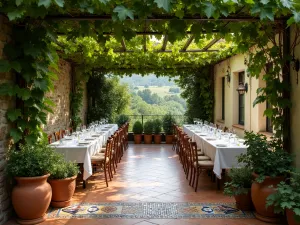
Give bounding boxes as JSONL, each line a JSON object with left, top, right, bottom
{"left": 50, "top": 124, "right": 118, "bottom": 183}
{"left": 183, "top": 124, "right": 247, "bottom": 179}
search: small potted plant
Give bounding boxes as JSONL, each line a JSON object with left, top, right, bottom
{"left": 162, "top": 113, "right": 176, "bottom": 144}
{"left": 143, "top": 120, "right": 153, "bottom": 144}
{"left": 6, "top": 141, "right": 58, "bottom": 224}
{"left": 224, "top": 167, "right": 253, "bottom": 211}
{"left": 132, "top": 121, "right": 143, "bottom": 144}
{"left": 238, "top": 131, "right": 293, "bottom": 223}
{"left": 153, "top": 118, "right": 162, "bottom": 144}
{"left": 48, "top": 160, "right": 79, "bottom": 208}
{"left": 267, "top": 172, "right": 300, "bottom": 225}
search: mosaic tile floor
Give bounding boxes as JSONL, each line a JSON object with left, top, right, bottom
{"left": 6, "top": 144, "right": 275, "bottom": 225}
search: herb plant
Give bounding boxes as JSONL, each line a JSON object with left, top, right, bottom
{"left": 224, "top": 167, "right": 253, "bottom": 197}
{"left": 153, "top": 119, "right": 162, "bottom": 134}
{"left": 237, "top": 131, "right": 293, "bottom": 183}
{"left": 49, "top": 160, "right": 79, "bottom": 180}
{"left": 267, "top": 172, "right": 300, "bottom": 222}
{"left": 143, "top": 120, "right": 153, "bottom": 135}
{"left": 162, "top": 114, "right": 176, "bottom": 135}
{"left": 132, "top": 121, "right": 143, "bottom": 134}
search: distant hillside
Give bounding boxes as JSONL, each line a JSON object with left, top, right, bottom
{"left": 120, "top": 74, "right": 176, "bottom": 87}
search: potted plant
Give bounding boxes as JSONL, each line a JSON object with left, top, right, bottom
{"left": 143, "top": 120, "right": 153, "bottom": 144}
{"left": 48, "top": 160, "right": 79, "bottom": 208}
{"left": 267, "top": 172, "right": 300, "bottom": 225}
{"left": 153, "top": 118, "right": 162, "bottom": 144}
{"left": 132, "top": 121, "right": 143, "bottom": 144}
{"left": 6, "top": 141, "right": 58, "bottom": 224}
{"left": 162, "top": 113, "right": 176, "bottom": 144}
{"left": 224, "top": 167, "right": 253, "bottom": 211}
{"left": 238, "top": 131, "right": 293, "bottom": 223}
{"left": 116, "top": 114, "right": 129, "bottom": 127}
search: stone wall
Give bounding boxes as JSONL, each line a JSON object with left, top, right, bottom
{"left": 44, "top": 59, "right": 72, "bottom": 135}
{"left": 0, "top": 15, "right": 14, "bottom": 225}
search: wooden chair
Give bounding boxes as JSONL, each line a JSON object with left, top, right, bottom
{"left": 91, "top": 139, "right": 112, "bottom": 187}
{"left": 53, "top": 131, "right": 61, "bottom": 141}
{"left": 189, "top": 141, "right": 214, "bottom": 192}
{"left": 47, "top": 134, "right": 53, "bottom": 144}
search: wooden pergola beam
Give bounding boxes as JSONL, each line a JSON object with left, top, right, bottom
{"left": 181, "top": 35, "right": 194, "bottom": 52}
{"left": 111, "top": 49, "right": 218, "bottom": 53}
{"left": 202, "top": 39, "right": 220, "bottom": 51}
{"left": 161, "top": 35, "right": 168, "bottom": 51}
{"left": 46, "top": 15, "right": 288, "bottom": 22}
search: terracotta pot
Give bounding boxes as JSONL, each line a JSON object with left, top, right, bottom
{"left": 134, "top": 134, "right": 142, "bottom": 144}
{"left": 12, "top": 174, "right": 52, "bottom": 225}
{"left": 286, "top": 209, "right": 300, "bottom": 225}
{"left": 234, "top": 189, "right": 253, "bottom": 211}
{"left": 165, "top": 135, "right": 173, "bottom": 144}
{"left": 48, "top": 175, "right": 77, "bottom": 208}
{"left": 154, "top": 134, "right": 162, "bottom": 144}
{"left": 251, "top": 173, "right": 284, "bottom": 223}
{"left": 144, "top": 134, "right": 152, "bottom": 144}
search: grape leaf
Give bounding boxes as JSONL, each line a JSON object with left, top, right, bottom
{"left": 38, "top": 0, "right": 52, "bottom": 8}
{"left": 7, "top": 109, "right": 22, "bottom": 122}
{"left": 113, "top": 5, "right": 134, "bottom": 21}
{"left": 54, "top": 0, "right": 64, "bottom": 7}
{"left": 203, "top": 2, "right": 216, "bottom": 18}
{"left": 10, "top": 128, "right": 22, "bottom": 143}
{"left": 15, "top": 0, "right": 23, "bottom": 6}
{"left": 0, "top": 60, "right": 11, "bottom": 72}
{"left": 7, "top": 9, "right": 24, "bottom": 20}
{"left": 11, "top": 61, "right": 21, "bottom": 73}
{"left": 154, "top": 0, "right": 171, "bottom": 12}
{"left": 280, "top": 0, "right": 292, "bottom": 8}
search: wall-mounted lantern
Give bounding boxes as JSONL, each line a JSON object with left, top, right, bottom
{"left": 225, "top": 66, "right": 231, "bottom": 84}
{"left": 236, "top": 82, "right": 248, "bottom": 95}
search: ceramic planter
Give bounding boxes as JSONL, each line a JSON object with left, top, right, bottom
{"left": 134, "top": 134, "right": 142, "bottom": 144}
{"left": 12, "top": 174, "right": 52, "bottom": 224}
{"left": 165, "top": 134, "right": 173, "bottom": 144}
{"left": 144, "top": 134, "right": 152, "bottom": 144}
{"left": 154, "top": 134, "right": 162, "bottom": 144}
{"left": 251, "top": 173, "right": 284, "bottom": 223}
{"left": 286, "top": 209, "right": 300, "bottom": 225}
{"left": 234, "top": 189, "right": 253, "bottom": 211}
{"left": 48, "top": 175, "right": 77, "bottom": 208}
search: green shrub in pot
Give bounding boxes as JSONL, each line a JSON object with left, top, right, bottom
{"left": 153, "top": 118, "right": 162, "bottom": 135}
{"left": 162, "top": 113, "right": 176, "bottom": 144}
{"left": 48, "top": 160, "right": 79, "bottom": 208}
{"left": 143, "top": 120, "right": 153, "bottom": 135}
{"left": 116, "top": 114, "right": 129, "bottom": 127}
{"left": 132, "top": 121, "right": 143, "bottom": 144}
{"left": 237, "top": 131, "right": 293, "bottom": 222}
{"left": 267, "top": 172, "right": 300, "bottom": 225}
{"left": 6, "top": 141, "right": 60, "bottom": 224}
{"left": 224, "top": 167, "right": 253, "bottom": 210}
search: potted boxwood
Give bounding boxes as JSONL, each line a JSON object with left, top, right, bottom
{"left": 143, "top": 120, "right": 153, "bottom": 144}
{"left": 162, "top": 113, "right": 176, "bottom": 144}
{"left": 267, "top": 172, "right": 300, "bottom": 225}
{"left": 6, "top": 142, "right": 58, "bottom": 224}
{"left": 153, "top": 118, "right": 162, "bottom": 144}
{"left": 224, "top": 167, "right": 253, "bottom": 211}
{"left": 238, "top": 131, "right": 293, "bottom": 223}
{"left": 48, "top": 160, "right": 79, "bottom": 208}
{"left": 133, "top": 121, "right": 143, "bottom": 144}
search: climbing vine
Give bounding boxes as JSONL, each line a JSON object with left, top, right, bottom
{"left": 0, "top": 0, "right": 299, "bottom": 148}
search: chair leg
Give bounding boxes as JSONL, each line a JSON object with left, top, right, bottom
{"left": 194, "top": 169, "right": 200, "bottom": 192}
{"left": 104, "top": 164, "right": 108, "bottom": 187}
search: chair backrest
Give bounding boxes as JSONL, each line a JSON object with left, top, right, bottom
{"left": 47, "top": 134, "right": 52, "bottom": 144}
{"left": 53, "top": 131, "right": 60, "bottom": 141}
{"left": 61, "top": 129, "right": 66, "bottom": 138}
{"left": 190, "top": 141, "right": 199, "bottom": 165}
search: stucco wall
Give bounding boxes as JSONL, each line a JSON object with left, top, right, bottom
{"left": 44, "top": 59, "right": 72, "bottom": 135}
{"left": 80, "top": 82, "right": 88, "bottom": 126}
{"left": 214, "top": 54, "right": 266, "bottom": 138}
{"left": 0, "top": 15, "right": 13, "bottom": 225}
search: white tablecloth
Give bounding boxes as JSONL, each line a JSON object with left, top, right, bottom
{"left": 183, "top": 125, "right": 247, "bottom": 179}
{"left": 50, "top": 124, "right": 118, "bottom": 180}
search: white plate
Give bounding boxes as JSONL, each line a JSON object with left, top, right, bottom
{"left": 238, "top": 139, "right": 245, "bottom": 143}
{"left": 216, "top": 144, "right": 227, "bottom": 147}
{"left": 206, "top": 138, "right": 216, "bottom": 141}
{"left": 78, "top": 141, "right": 90, "bottom": 145}
{"left": 198, "top": 133, "right": 207, "bottom": 136}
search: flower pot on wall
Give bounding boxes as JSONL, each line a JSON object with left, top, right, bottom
{"left": 12, "top": 174, "right": 52, "bottom": 224}
{"left": 234, "top": 190, "right": 253, "bottom": 211}
{"left": 286, "top": 209, "right": 300, "bottom": 225}
{"left": 144, "top": 134, "right": 152, "bottom": 144}
{"left": 154, "top": 134, "right": 162, "bottom": 144}
{"left": 48, "top": 175, "right": 77, "bottom": 208}
{"left": 165, "top": 135, "right": 173, "bottom": 144}
{"left": 134, "top": 134, "right": 142, "bottom": 144}
{"left": 251, "top": 173, "right": 284, "bottom": 223}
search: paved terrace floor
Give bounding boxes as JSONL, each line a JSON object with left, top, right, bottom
{"left": 7, "top": 144, "right": 270, "bottom": 225}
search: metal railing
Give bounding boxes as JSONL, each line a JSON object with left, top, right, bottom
{"left": 125, "top": 115, "right": 187, "bottom": 132}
